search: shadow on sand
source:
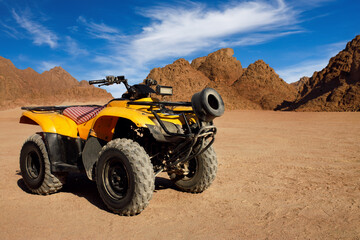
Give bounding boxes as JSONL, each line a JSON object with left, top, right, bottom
{"left": 17, "top": 171, "right": 177, "bottom": 214}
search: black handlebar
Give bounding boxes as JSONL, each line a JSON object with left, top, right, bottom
{"left": 89, "top": 79, "right": 106, "bottom": 85}
{"left": 89, "top": 75, "right": 135, "bottom": 95}
{"left": 89, "top": 75, "right": 126, "bottom": 87}
{"left": 87, "top": 75, "right": 170, "bottom": 100}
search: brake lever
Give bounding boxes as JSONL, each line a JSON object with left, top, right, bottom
{"left": 99, "top": 82, "right": 112, "bottom": 87}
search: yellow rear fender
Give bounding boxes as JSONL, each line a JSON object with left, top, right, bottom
{"left": 20, "top": 111, "right": 78, "bottom": 138}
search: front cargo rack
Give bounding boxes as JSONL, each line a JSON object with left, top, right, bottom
{"left": 127, "top": 100, "right": 217, "bottom": 173}
{"left": 127, "top": 101, "right": 192, "bottom": 107}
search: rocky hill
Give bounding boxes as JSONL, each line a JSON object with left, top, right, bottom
{"left": 148, "top": 35, "right": 360, "bottom": 112}
{"left": 281, "top": 35, "right": 360, "bottom": 111}
{"left": 147, "top": 58, "right": 210, "bottom": 101}
{"left": 232, "top": 60, "right": 297, "bottom": 110}
{"left": 191, "top": 48, "right": 243, "bottom": 85}
{"left": 291, "top": 76, "right": 310, "bottom": 93}
{"left": 147, "top": 48, "right": 296, "bottom": 110}
{"left": 0, "top": 57, "right": 113, "bottom": 110}
{"left": 3, "top": 35, "right": 358, "bottom": 112}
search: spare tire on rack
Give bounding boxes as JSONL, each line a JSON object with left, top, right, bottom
{"left": 191, "top": 88, "right": 225, "bottom": 122}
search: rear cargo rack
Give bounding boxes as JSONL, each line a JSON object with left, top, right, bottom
{"left": 21, "top": 105, "right": 103, "bottom": 113}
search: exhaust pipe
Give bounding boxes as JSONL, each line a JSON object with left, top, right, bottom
{"left": 191, "top": 88, "right": 224, "bottom": 122}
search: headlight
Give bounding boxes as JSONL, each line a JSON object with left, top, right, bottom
{"left": 156, "top": 85, "right": 173, "bottom": 95}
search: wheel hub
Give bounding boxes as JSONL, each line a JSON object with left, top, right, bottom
{"left": 26, "top": 151, "right": 41, "bottom": 179}
{"left": 104, "top": 159, "right": 129, "bottom": 200}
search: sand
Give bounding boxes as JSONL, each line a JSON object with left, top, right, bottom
{"left": 0, "top": 109, "right": 359, "bottom": 239}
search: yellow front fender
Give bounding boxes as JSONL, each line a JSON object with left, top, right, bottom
{"left": 20, "top": 111, "right": 78, "bottom": 138}
{"left": 93, "top": 106, "right": 155, "bottom": 128}
{"left": 89, "top": 107, "right": 156, "bottom": 141}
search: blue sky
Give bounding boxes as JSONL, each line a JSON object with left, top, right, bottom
{"left": 1, "top": 0, "right": 359, "bottom": 96}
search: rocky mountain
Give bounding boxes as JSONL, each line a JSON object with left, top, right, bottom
{"left": 232, "top": 60, "right": 297, "bottom": 110}
{"left": 282, "top": 35, "right": 360, "bottom": 111}
{"left": 148, "top": 35, "right": 360, "bottom": 112}
{"left": 147, "top": 48, "right": 296, "bottom": 110}
{"left": 149, "top": 59, "right": 259, "bottom": 110}
{"left": 291, "top": 76, "right": 310, "bottom": 93}
{"left": 4, "top": 35, "right": 357, "bottom": 112}
{"left": 147, "top": 58, "right": 210, "bottom": 102}
{"left": 0, "top": 56, "right": 113, "bottom": 110}
{"left": 191, "top": 48, "right": 243, "bottom": 85}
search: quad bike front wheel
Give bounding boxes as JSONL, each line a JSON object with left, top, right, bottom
{"left": 19, "top": 134, "right": 63, "bottom": 194}
{"left": 96, "top": 138, "right": 155, "bottom": 216}
{"left": 170, "top": 145, "right": 218, "bottom": 193}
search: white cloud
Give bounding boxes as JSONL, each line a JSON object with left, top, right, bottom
{"left": 277, "top": 40, "right": 347, "bottom": 83}
{"left": 65, "top": 36, "right": 89, "bottom": 56}
{"left": 127, "top": 0, "right": 298, "bottom": 64}
{"left": 288, "top": 0, "right": 335, "bottom": 8}
{"left": 229, "top": 30, "right": 303, "bottom": 46}
{"left": 323, "top": 40, "right": 348, "bottom": 57}
{"left": 38, "top": 61, "right": 61, "bottom": 72}
{"left": 11, "top": 9, "right": 58, "bottom": 48}
{"left": 277, "top": 60, "right": 328, "bottom": 83}
{"left": 0, "top": 21, "right": 23, "bottom": 39}
{"left": 77, "top": 16, "right": 121, "bottom": 40}
{"left": 78, "top": 0, "right": 300, "bottom": 86}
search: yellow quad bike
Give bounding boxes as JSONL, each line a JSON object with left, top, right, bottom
{"left": 19, "top": 76, "right": 224, "bottom": 215}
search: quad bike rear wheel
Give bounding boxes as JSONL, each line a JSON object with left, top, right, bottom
{"left": 96, "top": 138, "right": 155, "bottom": 216}
{"left": 170, "top": 145, "right": 217, "bottom": 193}
{"left": 19, "top": 134, "right": 63, "bottom": 194}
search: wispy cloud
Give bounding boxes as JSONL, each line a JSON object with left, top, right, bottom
{"left": 0, "top": 21, "right": 23, "bottom": 39}
{"left": 323, "top": 40, "right": 348, "bottom": 56}
{"left": 38, "top": 61, "right": 61, "bottom": 72}
{"left": 288, "top": 0, "right": 335, "bottom": 9}
{"left": 228, "top": 30, "right": 304, "bottom": 46}
{"left": 277, "top": 40, "right": 347, "bottom": 83}
{"left": 11, "top": 9, "right": 58, "bottom": 48}
{"left": 78, "top": 0, "right": 300, "bottom": 83}
{"left": 128, "top": 0, "right": 298, "bottom": 64}
{"left": 277, "top": 60, "right": 328, "bottom": 83}
{"left": 77, "top": 16, "right": 121, "bottom": 40}
{"left": 65, "top": 36, "right": 89, "bottom": 56}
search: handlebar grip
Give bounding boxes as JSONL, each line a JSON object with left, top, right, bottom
{"left": 89, "top": 79, "right": 106, "bottom": 85}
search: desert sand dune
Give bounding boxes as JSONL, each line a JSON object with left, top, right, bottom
{"left": 0, "top": 109, "right": 359, "bottom": 239}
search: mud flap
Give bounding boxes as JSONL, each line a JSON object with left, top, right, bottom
{"left": 42, "top": 133, "right": 82, "bottom": 173}
{"left": 82, "top": 137, "right": 105, "bottom": 180}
